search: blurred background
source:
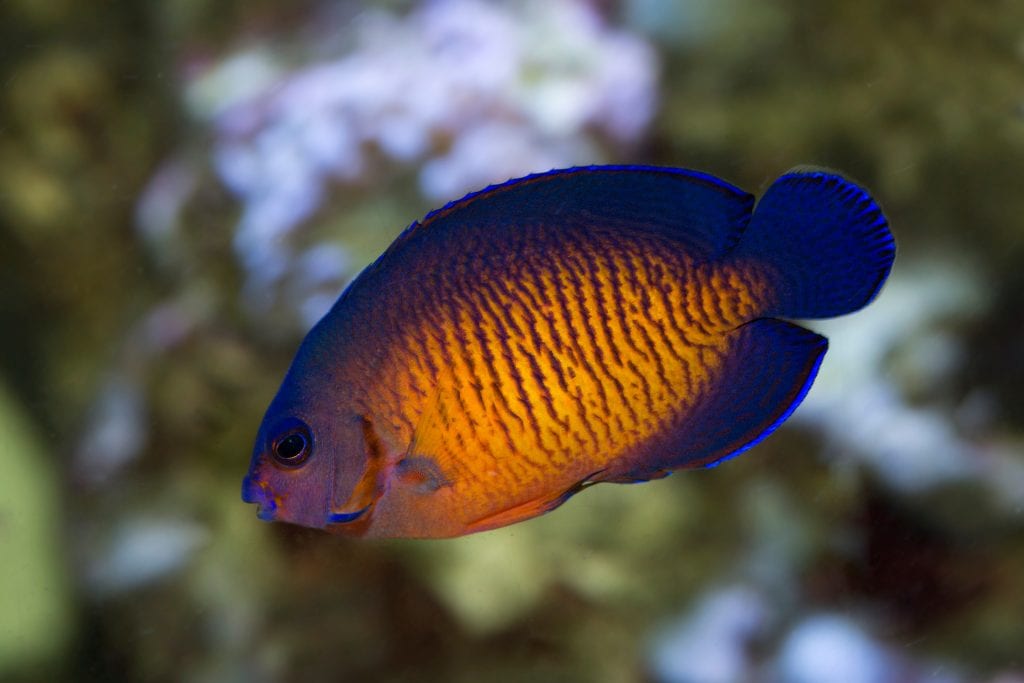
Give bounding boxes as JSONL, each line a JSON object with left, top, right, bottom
{"left": 1, "top": 0, "right": 1023, "bottom": 681}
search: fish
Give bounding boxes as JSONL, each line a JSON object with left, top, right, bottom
{"left": 242, "top": 165, "right": 894, "bottom": 539}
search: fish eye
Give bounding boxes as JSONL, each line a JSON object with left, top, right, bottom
{"left": 270, "top": 420, "right": 313, "bottom": 468}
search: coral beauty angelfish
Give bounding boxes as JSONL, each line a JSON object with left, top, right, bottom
{"left": 242, "top": 165, "right": 895, "bottom": 539}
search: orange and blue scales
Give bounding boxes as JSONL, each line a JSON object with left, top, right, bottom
{"left": 242, "top": 166, "right": 894, "bottom": 538}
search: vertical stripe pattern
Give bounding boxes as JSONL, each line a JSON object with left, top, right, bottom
{"left": 371, "top": 224, "right": 774, "bottom": 524}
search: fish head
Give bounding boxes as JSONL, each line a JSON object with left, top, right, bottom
{"left": 242, "top": 369, "right": 371, "bottom": 531}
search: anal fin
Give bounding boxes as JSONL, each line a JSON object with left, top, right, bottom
{"left": 615, "top": 318, "right": 827, "bottom": 479}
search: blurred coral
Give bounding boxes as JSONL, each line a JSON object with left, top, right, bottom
{"left": 153, "top": 0, "right": 658, "bottom": 326}
{"left": 2, "top": 0, "right": 1023, "bottom": 681}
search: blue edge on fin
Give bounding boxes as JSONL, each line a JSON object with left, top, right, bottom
{"left": 702, "top": 343, "right": 827, "bottom": 470}
{"left": 614, "top": 332, "right": 826, "bottom": 485}
{"left": 357, "top": 164, "right": 749, "bottom": 289}
{"left": 354, "top": 163, "right": 753, "bottom": 304}
{"left": 418, "top": 164, "right": 747, "bottom": 226}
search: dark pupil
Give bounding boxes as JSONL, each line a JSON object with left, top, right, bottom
{"left": 276, "top": 433, "right": 306, "bottom": 460}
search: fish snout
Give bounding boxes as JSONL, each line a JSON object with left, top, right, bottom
{"left": 241, "top": 474, "right": 278, "bottom": 521}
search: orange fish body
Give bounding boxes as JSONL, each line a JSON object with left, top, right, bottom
{"left": 242, "top": 166, "right": 894, "bottom": 538}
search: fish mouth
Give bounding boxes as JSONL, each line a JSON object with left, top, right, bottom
{"left": 254, "top": 501, "right": 277, "bottom": 521}
{"left": 241, "top": 474, "right": 278, "bottom": 521}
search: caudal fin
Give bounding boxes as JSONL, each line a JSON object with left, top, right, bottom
{"left": 737, "top": 169, "right": 895, "bottom": 319}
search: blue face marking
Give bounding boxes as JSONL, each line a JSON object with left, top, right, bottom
{"left": 327, "top": 505, "right": 370, "bottom": 524}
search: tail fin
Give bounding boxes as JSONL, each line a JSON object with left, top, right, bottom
{"left": 737, "top": 169, "right": 895, "bottom": 319}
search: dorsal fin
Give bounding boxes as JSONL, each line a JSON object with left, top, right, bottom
{"left": 369, "top": 166, "right": 755, "bottom": 275}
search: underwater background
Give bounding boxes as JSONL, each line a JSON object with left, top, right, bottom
{"left": 1, "top": 0, "right": 1022, "bottom": 681}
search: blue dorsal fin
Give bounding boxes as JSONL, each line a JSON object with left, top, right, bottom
{"left": 380, "top": 165, "right": 755, "bottom": 263}
{"left": 609, "top": 318, "right": 827, "bottom": 480}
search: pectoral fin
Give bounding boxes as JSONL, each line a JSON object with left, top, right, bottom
{"left": 395, "top": 456, "right": 452, "bottom": 493}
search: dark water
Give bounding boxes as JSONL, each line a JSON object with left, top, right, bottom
{"left": 1, "top": 1, "right": 1022, "bottom": 681}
